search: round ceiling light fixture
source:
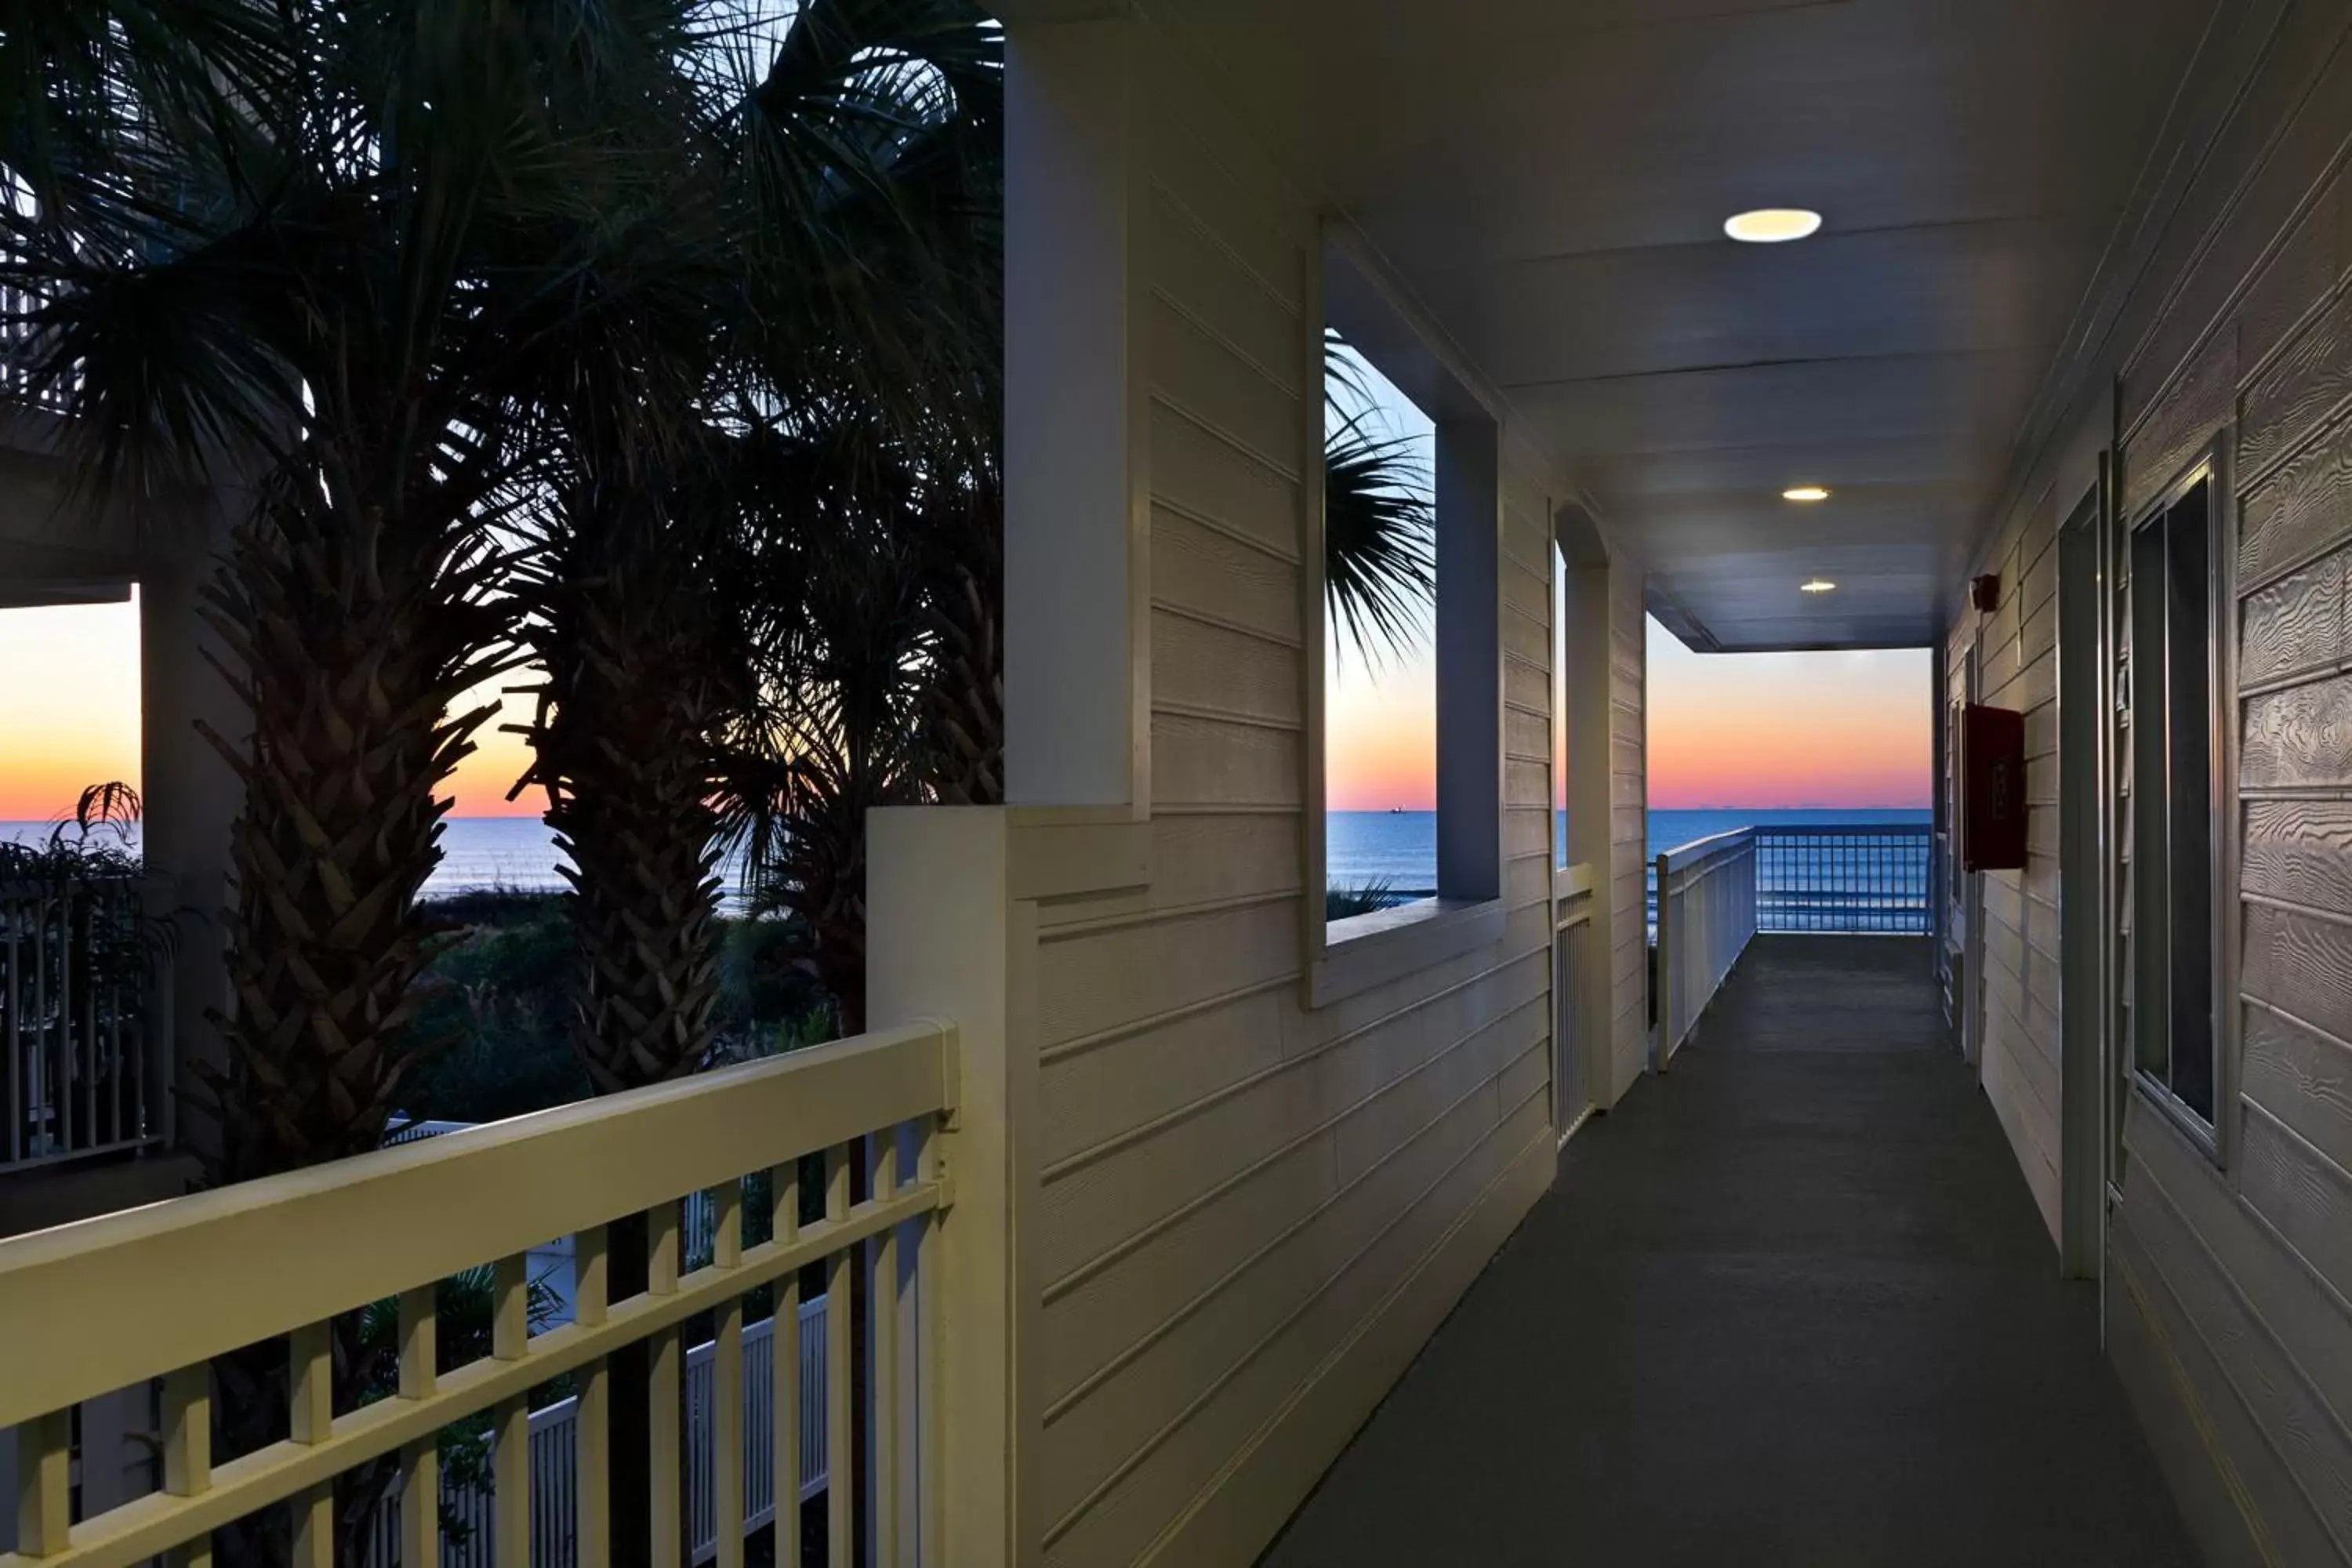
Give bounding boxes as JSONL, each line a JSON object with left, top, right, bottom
{"left": 1800, "top": 578, "right": 1838, "bottom": 594}
{"left": 1726, "top": 208, "right": 1823, "bottom": 243}
{"left": 1782, "top": 485, "right": 1832, "bottom": 503}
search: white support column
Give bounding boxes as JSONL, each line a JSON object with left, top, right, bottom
{"left": 1436, "top": 420, "right": 1502, "bottom": 903}
{"left": 866, "top": 808, "right": 1036, "bottom": 1568}
{"left": 1003, "top": 16, "right": 1150, "bottom": 814}
{"left": 137, "top": 505, "right": 244, "bottom": 1171}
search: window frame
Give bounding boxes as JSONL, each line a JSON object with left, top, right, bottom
{"left": 1305, "top": 227, "right": 1504, "bottom": 1007}
{"left": 2120, "top": 434, "right": 2235, "bottom": 1164}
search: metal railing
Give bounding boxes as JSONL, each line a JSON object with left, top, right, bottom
{"left": 0, "top": 1019, "right": 956, "bottom": 1568}
{"left": 0, "top": 280, "right": 74, "bottom": 413}
{"left": 1752, "top": 826, "right": 1933, "bottom": 934}
{"left": 1652, "top": 831, "right": 1758, "bottom": 1069}
{"left": 364, "top": 1296, "right": 832, "bottom": 1568}
{"left": 2, "top": 874, "right": 170, "bottom": 1172}
{"left": 1646, "top": 825, "right": 1935, "bottom": 938}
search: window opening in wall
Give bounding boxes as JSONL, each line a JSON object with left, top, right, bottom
{"left": 1323, "top": 328, "right": 1437, "bottom": 924}
{"left": 1554, "top": 541, "right": 1570, "bottom": 867}
{"left": 2126, "top": 470, "right": 2219, "bottom": 1131}
{"left": 0, "top": 592, "right": 143, "bottom": 843}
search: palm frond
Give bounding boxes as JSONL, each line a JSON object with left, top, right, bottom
{"left": 1324, "top": 407, "right": 1436, "bottom": 671}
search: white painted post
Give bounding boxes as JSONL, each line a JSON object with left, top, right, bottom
{"left": 866, "top": 808, "right": 1034, "bottom": 1568}
{"left": 1559, "top": 549, "right": 1622, "bottom": 1105}
{"left": 136, "top": 506, "right": 244, "bottom": 1169}
{"left": 1436, "top": 420, "right": 1503, "bottom": 904}
{"left": 1003, "top": 16, "right": 1149, "bottom": 814}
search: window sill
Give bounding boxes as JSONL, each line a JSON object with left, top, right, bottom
{"left": 1310, "top": 896, "right": 1507, "bottom": 1009}
{"left": 2131, "top": 1071, "right": 2222, "bottom": 1168}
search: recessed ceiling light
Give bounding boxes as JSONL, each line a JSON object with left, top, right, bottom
{"left": 1726, "top": 208, "right": 1823, "bottom": 243}
{"left": 1801, "top": 579, "right": 1838, "bottom": 594}
{"left": 1782, "top": 485, "right": 1831, "bottom": 503}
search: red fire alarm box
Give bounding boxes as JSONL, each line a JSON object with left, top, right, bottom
{"left": 1961, "top": 703, "right": 2028, "bottom": 872}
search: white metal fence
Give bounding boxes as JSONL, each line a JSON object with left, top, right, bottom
{"left": 1, "top": 873, "right": 169, "bottom": 1171}
{"left": 0, "top": 279, "right": 75, "bottom": 412}
{"left": 1652, "top": 829, "right": 1759, "bottom": 1069}
{"left": 364, "top": 1298, "right": 830, "bottom": 1568}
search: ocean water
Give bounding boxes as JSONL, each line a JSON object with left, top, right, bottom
{"left": 2, "top": 816, "right": 584, "bottom": 901}
{"left": 9, "top": 807, "right": 1935, "bottom": 916}
{"left": 1325, "top": 807, "right": 1933, "bottom": 893}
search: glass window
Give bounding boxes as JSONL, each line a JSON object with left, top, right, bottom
{"left": 2128, "top": 474, "right": 2218, "bottom": 1127}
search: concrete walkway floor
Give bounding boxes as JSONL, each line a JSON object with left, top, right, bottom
{"left": 1261, "top": 935, "right": 2198, "bottom": 1567}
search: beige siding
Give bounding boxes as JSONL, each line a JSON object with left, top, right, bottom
{"left": 1955, "top": 4, "right": 2352, "bottom": 1563}
{"left": 1018, "top": 31, "right": 1613, "bottom": 1567}
{"left": 1947, "top": 488, "right": 2067, "bottom": 1241}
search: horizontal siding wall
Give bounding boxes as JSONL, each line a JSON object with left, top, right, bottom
{"left": 1947, "top": 492, "right": 2067, "bottom": 1245}
{"left": 1020, "top": 27, "right": 1589, "bottom": 1567}
{"left": 1955, "top": 2, "right": 2352, "bottom": 1563}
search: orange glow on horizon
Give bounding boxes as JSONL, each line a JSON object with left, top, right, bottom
{"left": 0, "top": 596, "right": 546, "bottom": 822}
{"left": 1643, "top": 617, "right": 1929, "bottom": 809}
{"left": 0, "top": 597, "right": 143, "bottom": 821}
{"left": 9, "top": 600, "right": 1925, "bottom": 829}
{"left": 446, "top": 667, "right": 549, "bottom": 818}
{"left": 1324, "top": 646, "right": 1436, "bottom": 811}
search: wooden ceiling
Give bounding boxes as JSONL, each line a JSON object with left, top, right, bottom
{"left": 1149, "top": 0, "right": 2224, "bottom": 649}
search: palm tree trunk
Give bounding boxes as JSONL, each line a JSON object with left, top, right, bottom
{"left": 183, "top": 457, "right": 506, "bottom": 1567}
{"left": 520, "top": 490, "right": 733, "bottom": 1568}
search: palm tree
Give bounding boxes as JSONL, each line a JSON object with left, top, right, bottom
{"left": 5, "top": 6, "right": 719, "bottom": 1561}
{"left": 721, "top": 414, "right": 943, "bottom": 1035}
{"left": 1, "top": 0, "right": 675, "bottom": 1183}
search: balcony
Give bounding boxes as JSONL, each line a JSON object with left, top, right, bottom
{"left": 1266, "top": 937, "right": 2196, "bottom": 1565}
{"left": 5, "top": 2, "right": 2352, "bottom": 1566}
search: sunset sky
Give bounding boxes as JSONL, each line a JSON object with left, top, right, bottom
{"left": 2, "top": 594, "right": 1929, "bottom": 823}
{"left": 6, "top": 503, "right": 1927, "bottom": 827}
{"left": 1319, "top": 343, "right": 1930, "bottom": 815}
{"left": 1321, "top": 610, "right": 1931, "bottom": 814}
{"left": 0, "top": 597, "right": 543, "bottom": 822}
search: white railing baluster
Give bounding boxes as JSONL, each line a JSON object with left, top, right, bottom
{"left": 650, "top": 1199, "right": 684, "bottom": 1568}
{"left": 14, "top": 1407, "right": 71, "bottom": 1557}
{"left": 773, "top": 1160, "right": 804, "bottom": 1568}
{"left": 162, "top": 1364, "right": 212, "bottom": 1568}
{"left": 711, "top": 1181, "right": 745, "bottom": 1568}
{"left": 399, "top": 1286, "right": 441, "bottom": 1568}
{"left": 492, "top": 1252, "right": 531, "bottom": 1568}
{"left": 290, "top": 1320, "right": 335, "bottom": 1568}
{"left": 824, "top": 1145, "right": 853, "bottom": 1568}
{"left": 576, "top": 1224, "right": 612, "bottom": 1568}
{"left": 916, "top": 1118, "right": 946, "bottom": 1568}
{"left": 868, "top": 1135, "right": 901, "bottom": 1568}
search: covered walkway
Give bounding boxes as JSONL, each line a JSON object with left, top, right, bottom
{"left": 1263, "top": 937, "right": 2196, "bottom": 1566}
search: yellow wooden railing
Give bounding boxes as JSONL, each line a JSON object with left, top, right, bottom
{"left": 0, "top": 1021, "right": 959, "bottom": 1568}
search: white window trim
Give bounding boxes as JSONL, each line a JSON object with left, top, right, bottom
{"left": 1305, "top": 226, "right": 1505, "bottom": 1008}
{"left": 2121, "top": 433, "right": 2236, "bottom": 1169}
